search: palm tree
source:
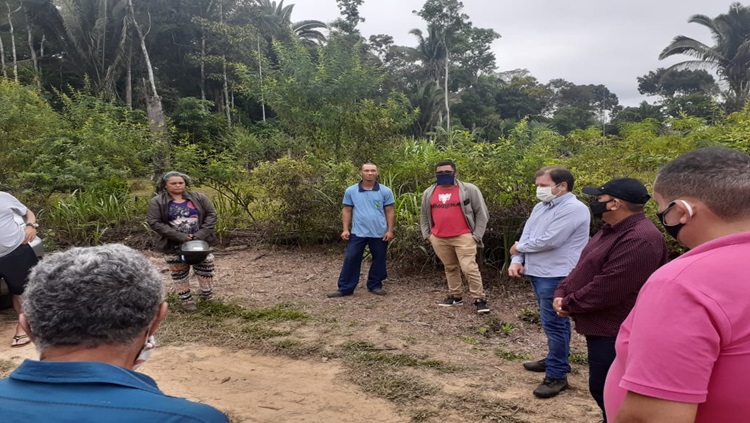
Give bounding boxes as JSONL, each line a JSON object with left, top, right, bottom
{"left": 252, "top": 0, "right": 326, "bottom": 45}
{"left": 660, "top": 3, "right": 750, "bottom": 112}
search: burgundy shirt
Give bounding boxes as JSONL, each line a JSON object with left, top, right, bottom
{"left": 554, "top": 213, "right": 668, "bottom": 337}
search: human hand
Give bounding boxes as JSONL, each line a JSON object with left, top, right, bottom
{"left": 553, "top": 297, "right": 569, "bottom": 317}
{"left": 508, "top": 263, "right": 524, "bottom": 278}
{"left": 509, "top": 241, "right": 520, "bottom": 255}
{"left": 341, "top": 230, "right": 350, "bottom": 241}
{"left": 382, "top": 231, "right": 394, "bottom": 242}
{"left": 23, "top": 226, "right": 36, "bottom": 244}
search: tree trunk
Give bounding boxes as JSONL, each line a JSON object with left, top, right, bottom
{"left": 258, "top": 36, "right": 266, "bottom": 122}
{"left": 127, "top": 0, "right": 169, "bottom": 170}
{"left": 200, "top": 33, "right": 206, "bottom": 101}
{"left": 223, "top": 55, "right": 231, "bottom": 125}
{"left": 0, "top": 32, "right": 7, "bottom": 79}
{"left": 444, "top": 47, "right": 450, "bottom": 133}
{"left": 125, "top": 40, "right": 132, "bottom": 108}
{"left": 219, "top": 0, "right": 230, "bottom": 125}
{"left": 7, "top": 2, "right": 21, "bottom": 83}
{"left": 24, "top": 4, "right": 40, "bottom": 88}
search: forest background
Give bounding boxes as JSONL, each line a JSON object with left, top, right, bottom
{"left": 2, "top": 0, "right": 750, "bottom": 270}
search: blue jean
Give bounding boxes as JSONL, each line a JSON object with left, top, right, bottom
{"left": 337, "top": 234, "right": 388, "bottom": 294}
{"left": 529, "top": 276, "right": 571, "bottom": 379}
{"left": 586, "top": 335, "right": 617, "bottom": 422}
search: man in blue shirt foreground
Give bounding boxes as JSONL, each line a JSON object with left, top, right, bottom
{"left": 0, "top": 244, "right": 228, "bottom": 423}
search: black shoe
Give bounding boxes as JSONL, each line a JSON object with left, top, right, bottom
{"left": 533, "top": 377, "right": 569, "bottom": 399}
{"left": 326, "top": 291, "right": 351, "bottom": 298}
{"left": 523, "top": 359, "right": 546, "bottom": 373}
{"left": 438, "top": 296, "right": 463, "bottom": 306}
{"left": 369, "top": 288, "right": 387, "bottom": 296}
{"left": 474, "top": 299, "right": 490, "bottom": 314}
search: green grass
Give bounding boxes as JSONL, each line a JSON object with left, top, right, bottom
{"left": 341, "top": 340, "right": 453, "bottom": 371}
{"left": 495, "top": 349, "right": 532, "bottom": 362}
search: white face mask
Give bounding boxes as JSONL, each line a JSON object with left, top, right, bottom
{"left": 132, "top": 335, "right": 157, "bottom": 371}
{"left": 536, "top": 186, "right": 557, "bottom": 203}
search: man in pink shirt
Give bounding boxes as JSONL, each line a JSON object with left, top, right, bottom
{"left": 604, "top": 146, "right": 750, "bottom": 423}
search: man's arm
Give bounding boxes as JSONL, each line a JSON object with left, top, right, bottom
{"left": 419, "top": 188, "right": 432, "bottom": 239}
{"left": 23, "top": 209, "right": 37, "bottom": 243}
{"left": 341, "top": 206, "right": 353, "bottom": 240}
{"left": 614, "top": 392, "right": 697, "bottom": 423}
{"left": 469, "top": 185, "right": 489, "bottom": 240}
{"left": 561, "top": 237, "right": 665, "bottom": 314}
{"left": 383, "top": 205, "right": 395, "bottom": 241}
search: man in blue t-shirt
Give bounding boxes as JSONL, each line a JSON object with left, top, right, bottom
{"left": 328, "top": 163, "right": 395, "bottom": 297}
{"left": 0, "top": 244, "right": 228, "bottom": 423}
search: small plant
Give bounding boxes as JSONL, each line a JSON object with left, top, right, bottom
{"left": 500, "top": 322, "right": 516, "bottom": 335}
{"left": 495, "top": 349, "right": 532, "bottom": 362}
{"left": 518, "top": 307, "right": 541, "bottom": 325}
{"left": 461, "top": 336, "right": 478, "bottom": 345}
{"left": 569, "top": 350, "right": 589, "bottom": 365}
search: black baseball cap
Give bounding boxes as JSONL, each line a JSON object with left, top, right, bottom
{"left": 582, "top": 178, "right": 651, "bottom": 204}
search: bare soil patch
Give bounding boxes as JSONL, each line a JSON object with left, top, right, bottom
{"left": 0, "top": 245, "right": 602, "bottom": 422}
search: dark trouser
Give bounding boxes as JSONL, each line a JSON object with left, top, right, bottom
{"left": 586, "top": 335, "right": 617, "bottom": 422}
{"left": 337, "top": 234, "right": 388, "bottom": 294}
{"left": 529, "top": 276, "right": 571, "bottom": 379}
{"left": 0, "top": 244, "right": 38, "bottom": 295}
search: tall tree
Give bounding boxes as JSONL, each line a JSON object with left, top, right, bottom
{"left": 410, "top": 0, "right": 500, "bottom": 132}
{"left": 660, "top": 2, "right": 750, "bottom": 112}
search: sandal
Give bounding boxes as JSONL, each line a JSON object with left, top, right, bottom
{"left": 11, "top": 334, "right": 31, "bottom": 348}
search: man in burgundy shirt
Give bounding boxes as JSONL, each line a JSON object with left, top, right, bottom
{"left": 553, "top": 178, "right": 668, "bottom": 422}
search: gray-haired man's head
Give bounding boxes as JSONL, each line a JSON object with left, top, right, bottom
{"left": 23, "top": 244, "right": 164, "bottom": 351}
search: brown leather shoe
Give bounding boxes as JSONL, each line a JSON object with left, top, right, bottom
{"left": 369, "top": 288, "right": 387, "bottom": 296}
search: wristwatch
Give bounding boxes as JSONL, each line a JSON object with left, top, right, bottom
{"left": 26, "top": 222, "right": 39, "bottom": 229}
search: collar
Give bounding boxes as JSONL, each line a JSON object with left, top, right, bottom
{"left": 10, "top": 360, "right": 163, "bottom": 394}
{"left": 601, "top": 213, "right": 648, "bottom": 233}
{"left": 546, "top": 192, "right": 575, "bottom": 207}
{"left": 358, "top": 182, "right": 380, "bottom": 192}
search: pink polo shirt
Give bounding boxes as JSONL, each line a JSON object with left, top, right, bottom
{"left": 604, "top": 231, "right": 750, "bottom": 422}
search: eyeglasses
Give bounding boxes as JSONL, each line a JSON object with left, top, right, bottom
{"left": 656, "top": 201, "right": 678, "bottom": 226}
{"left": 435, "top": 170, "right": 455, "bottom": 175}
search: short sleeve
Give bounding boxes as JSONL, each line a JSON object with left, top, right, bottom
{"left": 1, "top": 192, "right": 27, "bottom": 216}
{"left": 382, "top": 188, "right": 395, "bottom": 207}
{"left": 619, "top": 277, "right": 728, "bottom": 403}
{"left": 342, "top": 188, "right": 354, "bottom": 207}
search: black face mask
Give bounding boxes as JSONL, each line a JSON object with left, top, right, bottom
{"left": 656, "top": 209, "right": 684, "bottom": 240}
{"left": 589, "top": 199, "right": 611, "bottom": 219}
{"left": 656, "top": 201, "right": 691, "bottom": 240}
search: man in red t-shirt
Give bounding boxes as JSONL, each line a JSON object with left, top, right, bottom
{"left": 420, "top": 160, "right": 490, "bottom": 314}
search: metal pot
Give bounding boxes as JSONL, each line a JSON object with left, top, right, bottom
{"left": 179, "top": 240, "right": 211, "bottom": 265}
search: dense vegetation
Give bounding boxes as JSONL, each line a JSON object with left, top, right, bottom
{"left": 2, "top": 0, "right": 750, "bottom": 268}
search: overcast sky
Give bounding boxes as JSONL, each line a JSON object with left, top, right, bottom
{"left": 291, "top": 0, "right": 736, "bottom": 107}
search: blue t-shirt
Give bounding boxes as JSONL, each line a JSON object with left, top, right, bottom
{"left": 0, "top": 360, "right": 228, "bottom": 423}
{"left": 343, "top": 182, "right": 395, "bottom": 238}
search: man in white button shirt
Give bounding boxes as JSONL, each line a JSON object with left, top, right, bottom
{"left": 0, "top": 191, "right": 39, "bottom": 347}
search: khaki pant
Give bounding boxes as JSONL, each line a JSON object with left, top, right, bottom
{"left": 430, "top": 233, "right": 485, "bottom": 300}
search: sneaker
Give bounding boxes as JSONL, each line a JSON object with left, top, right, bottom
{"left": 438, "top": 296, "right": 463, "bottom": 307}
{"left": 369, "top": 288, "right": 387, "bottom": 296}
{"left": 533, "top": 377, "right": 569, "bottom": 399}
{"left": 523, "top": 359, "right": 546, "bottom": 373}
{"left": 474, "top": 299, "right": 490, "bottom": 314}
{"left": 326, "top": 291, "right": 351, "bottom": 298}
